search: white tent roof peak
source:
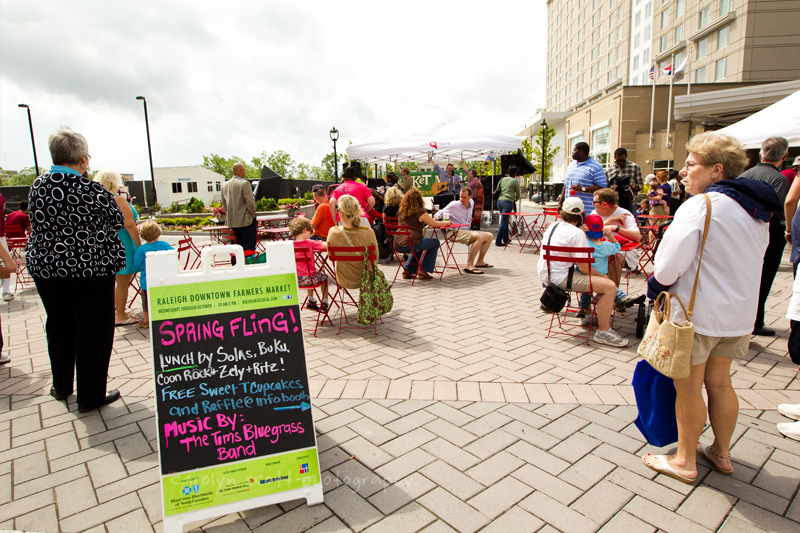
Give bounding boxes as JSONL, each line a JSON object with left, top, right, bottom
{"left": 347, "top": 106, "right": 522, "bottom": 164}
{"left": 715, "top": 89, "right": 800, "bottom": 149}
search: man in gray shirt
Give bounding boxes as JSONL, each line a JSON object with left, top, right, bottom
{"left": 221, "top": 162, "right": 257, "bottom": 252}
{"left": 741, "top": 136, "right": 790, "bottom": 336}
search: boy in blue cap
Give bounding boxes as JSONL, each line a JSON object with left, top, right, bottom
{"left": 577, "top": 213, "right": 644, "bottom": 326}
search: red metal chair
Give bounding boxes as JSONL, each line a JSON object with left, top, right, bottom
{"left": 541, "top": 244, "right": 597, "bottom": 345}
{"left": 384, "top": 224, "right": 430, "bottom": 286}
{"left": 294, "top": 247, "right": 334, "bottom": 337}
{"left": 127, "top": 273, "right": 142, "bottom": 308}
{"left": 532, "top": 207, "right": 561, "bottom": 253}
{"left": 5, "top": 237, "right": 32, "bottom": 292}
{"left": 327, "top": 245, "right": 381, "bottom": 335}
{"left": 176, "top": 238, "right": 200, "bottom": 270}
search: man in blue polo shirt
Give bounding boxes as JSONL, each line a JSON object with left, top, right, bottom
{"left": 559, "top": 142, "right": 607, "bottom": 212}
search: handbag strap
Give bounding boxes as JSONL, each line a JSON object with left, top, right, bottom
{"left": 340, "top": 227, "right": 355, "bottom": 247}
{"left": 546, "top": 222, "right": 561, "bottom": 283}
{"left": 687, "top": 194, "right": 711, "bottom": 318}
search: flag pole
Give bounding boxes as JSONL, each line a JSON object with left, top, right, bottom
{"left": 649, "top": 58, "right": 656, "bottom": 149}
{"left": 687, "top": 45, "right": 693, "bottom": 95}
{"left": 666, "top": 52, "right": 674, "bottom": 148}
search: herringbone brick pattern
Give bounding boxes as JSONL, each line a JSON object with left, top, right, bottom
{"left": 1, "top": 203, "right": 799, "bottom": 531}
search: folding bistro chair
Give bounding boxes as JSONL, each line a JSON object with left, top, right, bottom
{"left": 127, "top": 273, "right": 142, "bottom": 308}
{"left": 327, "top": 244, "right": 381, "bottom": 335}
{"left": 384, "top": 224, "right": 430, "bottom": 286}
{"left": 532, "top": 207, "right": 561, "bottom": 253}
{"left": 176, "top": 238, "right": 200, "bottom": 270}
{"left": 541, "top": 244, "right": 597, "bottom": 345}
{"left": 294, "top": 247, "right": 334, "bottom": 337}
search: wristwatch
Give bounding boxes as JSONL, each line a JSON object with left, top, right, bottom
{"left": 615, "top": 225, "right": 621, "bottom": 232}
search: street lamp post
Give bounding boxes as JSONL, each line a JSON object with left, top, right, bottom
{"left": 330, "top": 127, "right": 339, "bottom": 182}
{"left": 540, "top": 118, "right": 548, "bottom": 205}
{"left": 136, "top": 96, "right": 156, "bottom": 208}
{"left": 17, "top": 104, "right": 39, "bottom": 178}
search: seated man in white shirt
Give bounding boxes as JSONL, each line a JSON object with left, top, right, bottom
{"left": 591, "top": 188, "right": 642, "bottom": 284}
{"left": 537, "top": 196, "right": 628, "bottom": 347}
{"left": 433, "top": 188, "right": 493, "bottom": 274}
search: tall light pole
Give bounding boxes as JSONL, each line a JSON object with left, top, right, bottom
{"left": 330, "top": 127, "right": 339, "bottom": 182}
{"left": 136, "top": 96, "right": 156, "bottom": 207}
{"left": 540, "top": 118, "right": 548, "bottom": 205}
{"left": 17, "top": 104, "right": 39, "bottom": 177}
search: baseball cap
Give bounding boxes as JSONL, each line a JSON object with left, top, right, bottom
{"left": 561, "top": 196, "right": 585, "bottom": 215}
{"left": 793, "top": 155, "right": 800, "bottom": 166}
{"left": 585, "top": 214, "right": 604, "bottom": 239}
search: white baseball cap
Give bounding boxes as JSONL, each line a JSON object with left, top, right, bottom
{"left": 793, "top": 155, "right": 800, "bottom": 166}
{"left": 562, "top": 196, "right": 585, "bottom": 215}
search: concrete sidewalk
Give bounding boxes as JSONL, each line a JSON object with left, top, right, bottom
{"left": 1, "top": 220, "right": 799, "bottom": 532}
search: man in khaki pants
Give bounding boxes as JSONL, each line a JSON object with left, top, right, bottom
{"left": 221, "top": 162, "right": 257, "bottom": 252}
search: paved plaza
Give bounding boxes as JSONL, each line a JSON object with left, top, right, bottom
{"left": 2, "top": 203, "right": 800, "bottom": 532}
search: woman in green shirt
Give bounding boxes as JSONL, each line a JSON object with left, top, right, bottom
{"left": 494, "top": 166, "right": 521, "bottom": 246}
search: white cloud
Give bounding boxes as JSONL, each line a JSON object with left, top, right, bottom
{"left": 0, "top": 0, "right": 547, "bottom": 180}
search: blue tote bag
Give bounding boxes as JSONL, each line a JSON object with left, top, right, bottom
{"left": 632, "top": 359, "right": 678, "bottom": 447}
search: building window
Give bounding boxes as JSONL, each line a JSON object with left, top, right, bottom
{"left": 636, "top": 11, "right": 641, "bottom": 25}
{"left": 660, "top": 35, "right": 669, "bottom": 52}
{"left": 660, "top": 10, "right": 668, "bottom": 28}
{"left": 591, "top": 126, "right": 612, "bottom": 169}
{"left": 718, "top": 26, "right": 729, "bottom": 49}
{"left": 697, "top": 37, "right": 708, "bottom": 59}
{"left": 171, "top": 182, "right": 182, "bottom": 194}
{"left": 675, "top": 24, "right": 683, "bottom": 42}
{"left": 677, "top": 0, "right": 685, "bottom": 16}
{"left": 187, "top": 182, "right": 198, "bottom": 193}
{"left": 207, "top": 181, "right": 213, "bottom": 192}
{"left": 720, "top": 0, "right": 732, "bottom": 14}
{"left": 634, "top": 33, "right": 640, "bottom": 48}
{"left": 659, "top": 59, "right": 669, "bottom": 76}
{"left": 645, "top": 1, "right": 652, "bottom": 17}
{"left": 715, "top": 56, "right": 727, "bottom": 80}
{"left": 699, "top": 6, "right": 710, "bottom": 28}
{"left": 216, "top": 181, "right": 221, "bottom": 191}
{"left": 616, "top": 65, "right": 621, "bottom": 79}
{"left": 634, "top": 55, "right": 640, "bottom": 70}
{"left": 695, "top": 65, "right": 706, "bottom": 83}
{"left": 617, "top": 26, "right": 622, "bottom": 42}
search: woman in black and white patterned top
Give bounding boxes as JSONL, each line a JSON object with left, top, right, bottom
{"left": 27, "top": 127, "right": 126, "bottom": 413}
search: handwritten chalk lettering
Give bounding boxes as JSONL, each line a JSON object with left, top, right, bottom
{"left": 161, "top": 384, "right": 196, "bottom": 401}
{"left": 240, "top": 379, "right": 302, "bottom": 395}
{"left": 164, "top": 416, "right": 213, "bottom": 448}
{"left": 219, "top": 364, "right": 245, "bottom": 381}
{"left": 229, "top": 310, "right": 298, "bottom": 337}
{"left": 254, "top": 391, "right": 310, "bottom": 406}
{"left": 156, "top": 372, "right": 183, "bottom": 386}
{"left": 210, "top": 431, "right": 243, "bottom": 446}
{"left": 198, "top": 382, "right": 237, "bottom": 397}
{"left": 215, "top": 346, "right": 255, "bottom": 363}
{"left": 242, "top": 422, "right": 305, "bottom": 443}
{"left": 159, "top": 320, "right": 225, "bottom": 346}
{"left": 183, "top": 367, "right": 216, "bottom": 381}
{"left": 159, "top": 352, "right": 194, "bottom": 371}
{"left": 200, "top": 396, "right": 254, "bottom": 413}
{"left": 250, "top": 359, "right": 284, "bottom": 375}
{"left": 169, "top": 403, "right": 199, "bottom": 417}
{"left": 217, "top": 440, "right": 256, "bottom": 460}
{"left": 180, "top": 433, "right": 210, "bottom": 452}
{"left": 216, "top": 413, "right": 238, "bottom": 431}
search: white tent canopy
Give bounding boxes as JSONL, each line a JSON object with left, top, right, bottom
{"left": 347, "top": 106, "right": 522, "bottom": 164}
{"left": 716, "top": 90, "right": 800, "bottom": 149}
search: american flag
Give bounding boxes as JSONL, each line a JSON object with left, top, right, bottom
{"left": 648, "top": 65, "right": 655, "bottom": 80}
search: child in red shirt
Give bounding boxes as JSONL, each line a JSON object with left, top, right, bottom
{"left": 290, "top": 218, "right": 329, "bottom": 311}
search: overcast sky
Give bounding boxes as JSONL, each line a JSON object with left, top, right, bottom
{"left": 0, "top": 0, "right": 547, "bottom": 180}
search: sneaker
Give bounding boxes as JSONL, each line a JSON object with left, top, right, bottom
{"left": 581, "top": 315, "right": 598, "bottom": 328}
{"left": 777, "top": 420, "right": 800, "bottom": 441}
{"left": 321, "top": 302, "right": 329, "bottom": 313}
{"left": 575, "top": 309, "right": 586, "bottom": 319}
{"left": 2, "top": 293, "right": 13, "bottom": 302}
{"left": 778, "top": 403, "right": 800, "bottom": 420}
{"left": 619, "top": 294, "right": 646, "bottom": 309}
{"left": 0, "top": 352, "right": 9, "bottom": 364}
{"left": 594, "top": 328, "right": 629, "bottom": 347}
{"left": 305, "top": 302, "right": 319, "bottom": 311}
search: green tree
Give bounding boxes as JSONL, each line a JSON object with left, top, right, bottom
{"left": 321, "top": 151, "right": 347, "bottom": 181}
{"left": 201, "top": 154, "right": 260, "bottom": 180}
{"left": 262, "top": 150, "right": 296, "bottom": 179}
{"left": 526, "top": 127, "right": 561, "bottom": 182}
{"left": 1, "top": 166, "right": 46, "bottom": 186}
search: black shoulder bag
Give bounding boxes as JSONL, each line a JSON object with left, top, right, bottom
{"left": 539, "top": 222, "right": 573, "bottom": 313}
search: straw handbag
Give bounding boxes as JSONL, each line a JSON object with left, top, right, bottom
{"left": 637, "top": 194, "right": 711, "bottom": 379}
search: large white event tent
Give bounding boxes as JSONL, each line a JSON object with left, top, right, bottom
{"left": 716, "top": 89, "right": 800, "bottom": 149}
{"left": 347, "top": 106, "right": 522, "bottom": 164}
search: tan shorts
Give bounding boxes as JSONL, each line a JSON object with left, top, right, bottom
{"left": 556, "top": 269, "right": 593, "bottom": 293}
{"left": 690, "top": 333, "right": 750, "bottom": 366}
{"left": 452, "top": 229, "right": 475, "bottom": 245}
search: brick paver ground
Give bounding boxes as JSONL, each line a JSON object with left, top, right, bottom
{"left": 2, "top": 201, "right": 799, "bottom": 532}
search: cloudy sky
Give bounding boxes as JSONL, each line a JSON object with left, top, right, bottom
{"left": 0, "top": 0, "right": 547, "bottom": 180}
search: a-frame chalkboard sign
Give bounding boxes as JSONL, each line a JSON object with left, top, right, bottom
{"left": 145, "top": 243, "right": 323, "bottom": 532}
